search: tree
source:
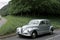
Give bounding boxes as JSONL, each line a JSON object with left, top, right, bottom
{"left": 0, "top": 4, "right": 9, "bottom": 16}
{"left": 8, "top": 0, "right": 46, "bottom": 14}
{"left": 7, "top": 0, "right": 60, "bottom": 16}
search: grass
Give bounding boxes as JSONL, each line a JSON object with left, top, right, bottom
{"left": 0, "top": 15, "right": 60, "bottom": 35}
{"left": 0, "top": 15, "right": 32, "bottom": 35}
{"left": 50, "top": 18, "right": 60, "bottom": 29}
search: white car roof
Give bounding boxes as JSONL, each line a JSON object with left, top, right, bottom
{"left": 31, "top": 19, "right": 49, "bottom": 22}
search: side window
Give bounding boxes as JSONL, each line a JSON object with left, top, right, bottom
{"left": 45, "top": 21, "right": 51, "bottom": 25}
{"left": 40, "top": 21, "right": 45, "bottom": 25}
{"left": 46, "top": 21, "right": 49, "bottom": 24}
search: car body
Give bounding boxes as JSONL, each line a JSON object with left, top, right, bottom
{"left": 16, "top": 19, "right": 54, "bottom": 38}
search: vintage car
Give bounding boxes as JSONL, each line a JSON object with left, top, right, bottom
{"left": 16, "top": 19, "right": 54, "bottom": 38}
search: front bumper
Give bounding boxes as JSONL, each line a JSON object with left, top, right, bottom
{"left": 16, "top": 27, "right": 32, "bottom": 36}
{"left": 16, "top": 31, "right": 31, "bottom": 36}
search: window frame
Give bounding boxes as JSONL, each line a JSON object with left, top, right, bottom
{"left": 39, "top": 21, "right": 45, "bottom": 25}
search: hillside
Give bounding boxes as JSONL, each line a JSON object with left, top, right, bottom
{"left": 0, "top": 4, "right": 9, "bottom": 16}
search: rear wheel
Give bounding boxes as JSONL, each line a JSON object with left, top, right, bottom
{"left": 50, "top": 30, "right": 53, "bottom": 35}
{"left": 49, "top": 28, "right": 54, "bottom": 34}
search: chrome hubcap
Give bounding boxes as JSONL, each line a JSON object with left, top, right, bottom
{"left": 32, "top": 33, "right": 36, "bottom": 38}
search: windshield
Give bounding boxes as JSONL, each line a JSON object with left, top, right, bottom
{"left": 28, "top": 20, "right": 40, "bottom": 25}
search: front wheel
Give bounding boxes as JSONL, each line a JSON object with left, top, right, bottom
{"left": 31, "top": 32, "right": 37, "bottom": 39}
{"left": 18, "top": 34, "right": 23, "bottom": 37}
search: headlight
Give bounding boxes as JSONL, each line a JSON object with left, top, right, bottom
{"left": 24, "top": 30, "right": 29, "bottom": 33}
{"left": 16, "top": 27, "right": 21, "bottom": 32}
{"left": 23, "top": 28, "right": 33, "bottom": 33}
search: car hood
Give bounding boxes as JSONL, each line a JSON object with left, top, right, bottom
{"left": 17, "top": 25, "right": 38, "bottom": 32}
{"left": 22, "top": 25, "right": 38, "bottom": 29}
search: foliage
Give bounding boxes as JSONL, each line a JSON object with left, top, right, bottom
{"left": 0, "top": 5, "right": 9, "bottom": 16}
{"left": 0, "top": 0, "right": 60, "bottom": 16}
{"left": 7, "top": 0, "right": 60, "bottom": 15}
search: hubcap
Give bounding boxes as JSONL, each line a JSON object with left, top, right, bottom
{"left": 32, "top": 33, "right": 36, "bottom": 38}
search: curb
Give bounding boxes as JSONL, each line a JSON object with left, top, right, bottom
{"left": 0, "top": 33, "right": 16, "bottom": 39}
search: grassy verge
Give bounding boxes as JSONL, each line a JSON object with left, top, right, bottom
{"left": 0, "top": 15, "right": 32, "bottom": 35}
{"left": 0, "top": 15, "right": 60, "bottom": 35}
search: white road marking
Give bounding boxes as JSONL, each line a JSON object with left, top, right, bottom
{"left": 46, "top": 35, "right": 60, "bottom": 40}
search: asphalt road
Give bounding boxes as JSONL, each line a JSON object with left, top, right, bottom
{"left": 1, "top": 29, "right": 60, "bottom": 40}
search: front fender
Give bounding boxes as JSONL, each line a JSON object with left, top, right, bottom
{"left": 23, "top": 27, "right": 39, "bottom": 34}
{"left": 28, "top": 27, "right": 39, "bottom": 32}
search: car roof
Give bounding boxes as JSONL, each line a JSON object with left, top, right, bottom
{"left": 31, "top": 19, "right": 49, "bottom": 22}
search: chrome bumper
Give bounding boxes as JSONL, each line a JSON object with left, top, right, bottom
{"left": 17, "top": 31, "right": 31, "bottom": 36}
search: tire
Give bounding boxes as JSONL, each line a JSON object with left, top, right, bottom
{"left": 31, "top": 32, "right": 37, "bottom": 39}
{"left": 49, "top": 28, "right": 54, "bottom": 35}
{"left": 18, "top": 34, "right": 22, "bottom": 37}
{"left": 49, "top": 30, "right": 53, "bottom": 35}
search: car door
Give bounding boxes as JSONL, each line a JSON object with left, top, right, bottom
{"left": 39, "top": 21, "right": 46, "bottom": 34}
{"left": 45, "top": 21, "right": 50, "bottom": 32}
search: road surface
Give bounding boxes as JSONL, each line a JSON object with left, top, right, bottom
{"left": 1, "top": 29, "right": 60, "bottom": 40}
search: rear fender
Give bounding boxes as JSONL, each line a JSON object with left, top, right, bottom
{"left": 49, "top": 26, "right": 54, "bottom": 31}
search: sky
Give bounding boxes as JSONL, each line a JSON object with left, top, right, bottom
{"left": 0, "top": 0, "right": 10, "bottom": 9}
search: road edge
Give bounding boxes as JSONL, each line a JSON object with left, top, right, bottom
{"left": 0, "top": 33, "right": 16, "bottom": 39}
